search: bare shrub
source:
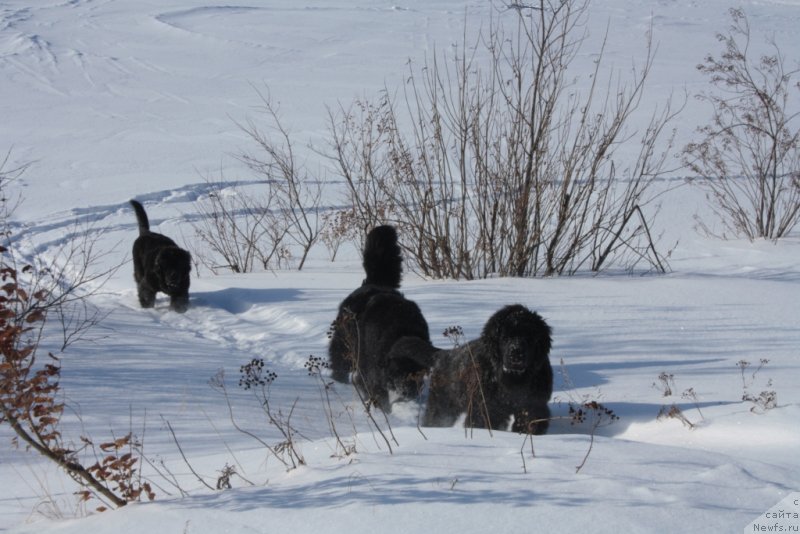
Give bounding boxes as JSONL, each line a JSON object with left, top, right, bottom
{"left": 656, "top": 404, "right": 695, "bottom": 429}
{"left": 190, "top": 175, "right": 289, "bottom": 274}
{"left": 327, "top": 0, "right": 679, "bottom": 279}
{"left": 554, "top": 359, "right": 619, "bottom": 474}
{"left": 653, "top": 371, "right": 675, "bottom": 397}
{"left": 742, "top": 390, "right": 778, "bottom": 413}
{"left": 654, "top": 373, "right": 704, "bottom": 427}
{"left": 324, "top": 101, "right": 393, "bottom": 239}
{"left": 0, "top": 151, "right": 27, "bottom": 220}
{"left": 195, "top": 89, "right": 327, "bottom": 273}
{"left": 569, "top": 400, "right": 619, "bottom": 473}
{"left": 304, "top": 355, "right": 358, "bottom": 458}
{"left": 209, "top": 361, "right": 304, "bottom": 470}
{"left": 736, "top": 358, "right": 777, "bottom": 413}
{"left": 737, "top": 358, "right": 770, "bottom": 389}
{"left": 211, "top": 352, "right": 399, "bottom": 470}
{"left": 319, "top": 208, "right": 360, "bottom": 262}
{"left": 0, "top": 161, "right": 148, "bottom": 511}
{"left": 681, "top": 387, "right": 705, "bottom": 421}
{"left": 683, "top": 8, "right": 800, "bottom": 241}
{"left": 236, "top": 90, "right": 324, "bottom": 270}
{"left": 215, "top": 463, "right": 240, "bottom": 490}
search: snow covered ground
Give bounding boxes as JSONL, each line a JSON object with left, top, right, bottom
{"left": 1, "top": 0, "right": 799, "bottom": 532}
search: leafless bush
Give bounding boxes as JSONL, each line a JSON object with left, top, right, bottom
{"left": 656, "top": 404, "right": 695, "bottom": 429}
{"left": 324, "top": 100, "right": 394, "bottom": 240}
{"left": 654, "top": 373, "right": 704, "bottom": 427}
{"left": 554, "top": 359, "right": 619, "bottom": 474}
{"left": 742, "top": 390, "right": 778, "bottom": 413}
{"left": 653, "top": 371, "right": 675, "bottom": 397}
{"left": 569, "top": 400, "right": 619, "bottom": 473}
{"left": 327, "top": 0, "right": 679, "bottom": 279}
{"left": 737, "top": 358, "right": 770, "bottom": 390}
{"left": 319, "top": 208, "right": 360, "bottom": 262}
{"left": 681, "top": 387, "right": 705, "bottom": 421}
{"left": 211, "top": 352, "right": 400, "bottom": 470}
{"left": 1, "top": 161, "right": 147, "bottom": 511}
{"left": 215, "top": 463, "right": 242, "bottom": 490}
{"left": 304, "top": 355, "right": 358, "bottom": 458}
{"left": 237, "top": 89, "right": 324, "bottom": 270}
{"left": 209, "top": 362, "right": 305, "bottom": 470}
{"left": 0, "top": 151, "right": 27, "bottom": 220}
{"left": 190, "top": 175, "right": 289, "bottom": 274}
{"left": 683, "top": 8, "right": 800, "bottom": 241}
{"left": 736, "top": 358, "right": 777, "bottom": 413}
{"left": 195, "top": 89, "right": 327, "bottom": 273}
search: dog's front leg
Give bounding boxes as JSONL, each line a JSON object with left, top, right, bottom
{"left": 137, "top": 283, "right": 156, "bottom": 308}
{"left": 169, "top": 293, "right": 189, "bottom": 313}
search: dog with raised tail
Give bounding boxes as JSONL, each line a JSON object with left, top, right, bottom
{"left": 130, "top": 199, "right": 191, "bottom": 313}
{"left": 328, "top": 225, "right": 436, "bottom": 410}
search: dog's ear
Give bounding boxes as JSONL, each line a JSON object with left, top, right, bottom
{"left": 181, "top": 249, "right": 192, "bottom": 271}
{"left": 154, "top": 249, "right": 177, "bottom": 279}
{"left": 525, "top": 311, "right": 552, "bottom": 358}
{"left": 153, "top": 249, "right": 164, "bottom": 271}
{"left": 153, "top": 250, "right": 168, "bottom": 282}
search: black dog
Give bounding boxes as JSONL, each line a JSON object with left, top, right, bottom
{"left": 422, "top": 304, "right": 553, "bottom": 434}
{"left": 328, "top": 225, "right": 436, "bottom": 410}
{"left": 130, "top": 200, "right": 191, "bottom": 313}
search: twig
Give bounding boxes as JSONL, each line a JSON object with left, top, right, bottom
{"left": 201, "top": 408, "right": 247, "bottom": 475}
{"left": 210, "top": 370, "right": 290, "bottom": 469}
{"left": 162, "top": 417, "right": 215, "bottom": 491}
{"left": 575, "top": 423, "right": 596, "bottom": 474}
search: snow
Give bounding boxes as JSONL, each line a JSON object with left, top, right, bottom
{"left": 1, "top": 0, "right": 799, "bottom": 532}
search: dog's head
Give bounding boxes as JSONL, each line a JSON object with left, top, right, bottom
{"left": 155, "top": 246, "right": 192, "bottom": 295}
{"left": 482, "top": 304, "right": 552, "bottom": 380}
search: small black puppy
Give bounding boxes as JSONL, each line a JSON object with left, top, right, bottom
{"left": 130, "top": 200, "right": 191, "bottom": 312}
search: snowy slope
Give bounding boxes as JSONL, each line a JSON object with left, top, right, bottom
{"left": 1, "top": 0, "right": 799, "bottom": 532}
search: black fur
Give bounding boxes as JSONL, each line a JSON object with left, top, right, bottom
{"left": 328, "top": 225, "right": 436, "bottom": 410}
{"left": 361, "top": 225, "right": 403, "bottom": 288}
{"left": 130, "top": 200, "right": 192, "bottom": 313}
{"left": 422, "top": 304, "right": 553, "bottom": 434}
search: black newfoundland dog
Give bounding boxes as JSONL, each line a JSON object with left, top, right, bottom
{"left": 328, "top": 225, "right": 436, "bottom": 410}
{"left": 130, "top": 200, "right": 191, "bottom": 313}
{"left": 422, "top": 304, "right": 553, "bottom": 434}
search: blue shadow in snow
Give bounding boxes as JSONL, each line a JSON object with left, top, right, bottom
{"left": 547, "top": 399, "right": 741, "bottom": 437}
{"left": 190, "top": 287, "right": 303, "bottom": 314}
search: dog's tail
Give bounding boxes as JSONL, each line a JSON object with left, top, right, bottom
{"left": 362, "top": 225, "right": 403, "bottom": 288}
{"left": 130, "top": 199, "right": 150, "bottom": 236}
